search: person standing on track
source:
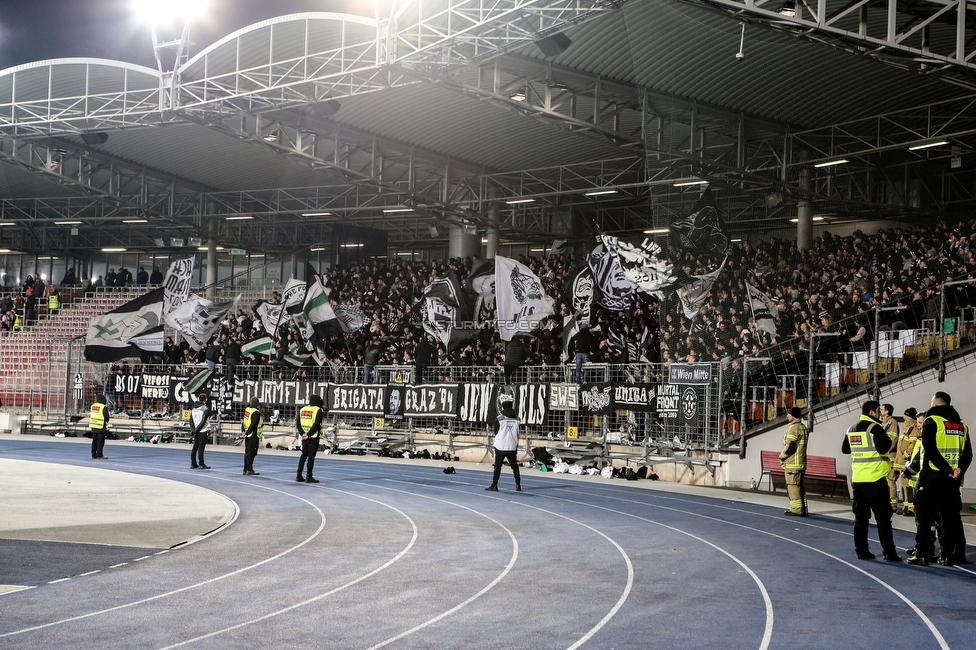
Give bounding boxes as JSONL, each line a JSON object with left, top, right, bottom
{"left": 241, "top": 396, "right": 263, "bottom": 476}
{"left": 908, "top": 392, "right": 972, "bottom": 566}
{"left": 881, "top": 403, "right": 900, "bottom": 512}
{"left": 296, "top": 394, "right": 325, "bottom": 483}
{"left": 89, "top": 393, "right": 110, "bottom": 460}
{"left": 781, "top": 406, "right": 808, "bottom": 516}
{"left": 841, "top": 400, "right": 901, "bottom": 562}
{"left": 190, "top": 394, "right": 213, "bottom": 470}
{"left": 895, "top": 407, "right": 921, "bottom": 516}
{"left": 486, "top": 394, "right": 521, "bottom": 492}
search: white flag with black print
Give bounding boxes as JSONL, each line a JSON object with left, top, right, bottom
{"left": 334, "top": 303, "right": 367, "bottom": 334}
{"left": 162, "top": 258, "right": 194, "bottom": 316}
{"left": 466, "top": 259, "right": 496, "bottom": 328}
{"left": 746, "top": 282, "right": 779, "bottom": 337}
{"left": 494, "top": 255, "right": 555, "bottom": 342}
{"left": 165, "top": 293, "right": 241, "bottom": 351}
{"left": 600, "top": 233, "right": 682, "bottom": 295}
{"left": 84, "top": 288, "right": 165, "bottom": 362}
{"left": 678, "top": 257, "right": 727, "bottom": 320}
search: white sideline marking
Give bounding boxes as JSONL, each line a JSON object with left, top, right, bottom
{"left": 47, "top": 578, "right": 70, "bottom": 584}
{"left": 78, "top": 571, "right": 101, "bottom": 577}
{"left": 108, "top": 563, "right": 127, "bottom": 568}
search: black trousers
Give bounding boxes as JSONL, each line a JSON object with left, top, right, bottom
{"left": 243, "top": 435, "right": 259, "bottom": 472}
{"left": 491, "top": 448, "right": 521, "bottom": 487}
{"left": 90, "top": 430, "right": 106, "bottom": 458}
{"left": 191, "top": 431, "right": 208, "bottom": 467}
{"left": 298, "top": 438, "right": 319, "bottom": 477}
{"left": 852, "top": 477, "right": 896, "bottom": 556}
{"left": 914, "top": 472, "right": 964, "bottom": 559}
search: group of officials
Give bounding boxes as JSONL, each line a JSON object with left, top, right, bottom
{"left": 780, "top": 392, "right": 972, "bottom": 565}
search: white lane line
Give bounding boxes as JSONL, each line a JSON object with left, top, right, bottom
{"left": 380, "top": 478, "right": 636, "bottom": 650}
{"left": 78, "top": 571, "right": 101, "bottom": 577}
{"left": 0, "top": 479, "right": 327, "bottom": 640}
{"left": 132, "top": 556, "right": 151, "bottom": 562}
{"left": 46, "top": 578, "right": 70, "bottom": 584}
{"left": 157, "top": 489, "right": 421, "bottom": 650}
{"left": 108, "top": 563, "right": 128, "bottom": 569}
{"left": 575, "top": 490, "right": 949, "bottom": 650}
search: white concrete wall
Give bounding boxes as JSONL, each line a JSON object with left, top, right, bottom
{"left": 725, "top": 363, "right": 976, "bottom": 503}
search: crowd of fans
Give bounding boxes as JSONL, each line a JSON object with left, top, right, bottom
{"left": 8, "top": 218, "right": 976, "bottom": 384}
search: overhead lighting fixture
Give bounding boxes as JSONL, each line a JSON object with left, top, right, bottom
{"left": 509, "top": 91, "right": 526, "bottom": 101}
{"left": 731, "top": 238, "right": 743, "bottom": 242}
{"left": 0, "top": 221, "right": 15, "bottom": 226}
{"left": 643, "top": 228, "right": 670, "bottom": 235}
{"left": 909, "top": 140, "right": 949, "bottom": 151}
{"left": 0, "top": 249, "right": 10, "bottom": 253}
{"left": 311, "top": 246, "right": 326, "bottom": 251}
{"left": 383, "top": 208, "right": 413, "bottom": 213}
{"left": 790, "top": 216, "right": 826, "bottom": 223}
{"left": 584, "top": 189, "right": 619, "bottom": 196}
{"left": 123, "top": 219, "right": 148, "bottom": 223}
{"left": 673, "top": 179, "right": 709, "bottom": 187}
{"left": 55, "top": 220, "right": 83, "bottom": 225}
{"left": 340, "top": 243, "right": 364, "bottom": 248}
{"left": 133, "top": 0, "right": 208, "bottom": 24}
{"left": 779, "top": 0, "right": 796, "bottom": 17}
{"left": 38, "top": 256, "right": 58, "bottom": 260}
{"left": 302, "top": 212, "right": 332, "bottom": 217}
{"left": 198, "top": 246, "right": 225, "bottom": 251}
{"left": 226, "top": 215, "right": 253, "bottom": 221}
{"left": 262, "top": 131, "right": 278, "bottom": 142}
{"left": 813, "top": 159, "right": 849, "bottom": 168}
{"left": 530, "top": 247, "right": 544, "bottom": 252}
{"left": 102, "top": 247, "right": 127, "bottom": 252}
{"left": 506, "top": 198, "right": 536, "bottom": 204}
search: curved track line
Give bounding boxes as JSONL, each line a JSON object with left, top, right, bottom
{"left": 383, "top": 478, "right": 636, "bottom": 650}
{"left": 0, "top": 474, "right": 326, "bottom": 639}
{"left": 565, "top": 489, "right": 950, "bottom": 650}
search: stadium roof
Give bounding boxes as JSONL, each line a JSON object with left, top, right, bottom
{"left": 0, "top": 0, "right": 974, "bottom": 257}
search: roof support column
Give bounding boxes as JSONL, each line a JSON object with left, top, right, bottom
{"left": 796, "top": 167, "right": 813, "bottom": 251}
{"left": 206, "top": 219, "right": 217, "bottom": 300}
{"left": 486, "top": 187, "right": 501, "bottom": 259}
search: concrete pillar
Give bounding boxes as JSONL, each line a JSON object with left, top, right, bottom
{"left": 486, "top": 201, "right": 501, "bottom": 259}
{"left": 796, "top": 167, "right": 813, "bottom": 251}
{"left": 449, "top": 224, "right": 481, "bottom": 259}
{"left": 206, "top": 221, "right": 217, "bottom": 300}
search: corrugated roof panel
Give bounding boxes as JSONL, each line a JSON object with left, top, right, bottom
{"left": 332, "top": 83, "right": 628, "bottom": 172}
{"left": 534, "top": 0, "right": 967, "bottom": 128}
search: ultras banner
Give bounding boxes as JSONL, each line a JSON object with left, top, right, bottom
{"left": 456, "top": 383, "right": 549, "bottom": 425}
{"left": 233, "top": 379, "right": 330, "bottom": 408}
{"left": 612, "top": 383, "right": 656, "bottom": 412}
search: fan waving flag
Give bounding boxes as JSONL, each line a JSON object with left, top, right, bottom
{"left": 494, "top": 255, "right": 555, "bottom": 341}
{"left": 302, "top": 262, "right": 342, "bottom": 348}
{"left": 334, "top": 303, "right": 366, "bottom": 333}
{"left": 184, "top": 368, "right": 213, "bottom": 395}
{"left": 678, "top": 257, "right": 728, "bottom": 320}
{"left": 587, "top": 243, "right": 634, "bottom": 312}
{"left": 467, "top": 258, "right": 496, "bottom": 328}
{"left": 84, "top": 288, "right": 165, "bottom": 362}
{"left": 421, "top": 270, "right": 477, "bottom": 351}
{"left": 242, "top": 336, "right": 273, "bottom": 357}
{"left": 165, "top": 294, "right": 241, "bottom": 351}
{"left": 162, "top": 258, "right": 194, "bottom": 315}
{"left": 599, "top": 234, "right": 683, "bottom": 295}
{"left": 746, "top": 282, "right": 780, "bottom": 337}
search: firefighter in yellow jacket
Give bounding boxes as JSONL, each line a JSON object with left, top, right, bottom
{"left": 881, "top": 403, "right": 900, "bottom": 511}
{"left": 781, "top": 406, "right": 808, "bottom": 516}
{"left": 895, "top": 407, "right": 921, "bottom": 516}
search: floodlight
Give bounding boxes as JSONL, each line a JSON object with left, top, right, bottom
{"left": 133, "top": 0, "right": 207, "bottom": 24}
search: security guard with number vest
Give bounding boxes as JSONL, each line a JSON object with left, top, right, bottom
{"left": 908, "top": 392, "right": 972, "bottom": 566}
{"left": 241, "top": 397, "right": 263, "bottom": 476}
{"left": 296, "top": 394, "right": 325, "bottom": 483}
{"left": 781, "top": 406, "right": 808, "bottom": 516}
{"left": 841, "top": 400, "right": 901, "bottom": 561}
{"left": 89, "top": 393, "right": 109, "bottom": 459}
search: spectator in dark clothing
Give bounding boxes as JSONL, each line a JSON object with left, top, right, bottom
{"left": 504, "top": 335, "right": 527, "bottom": 384}
{"left": 363, "top": 340, "right": 381, "bottom": 383}
{"left": 136, "top": 267, "right": 149, "bottom": 285}
{"left": 149, "top": 266, "right": 163, "bottom": 285}
{"left": 572, "top": 327, "right": 593, "bottom": 384}
{"left": 105, "top": 269, "right": 117, "bottom": 288}
{"left": 415, "top": 335, "right": 436, "bottom": 384}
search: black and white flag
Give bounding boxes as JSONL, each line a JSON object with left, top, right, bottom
{"left": 162, "top": 258, "right": 194, "bottom": 315}
{"left": 335, "top": 303, "right": 367, "bottom": 333}
{"left": 494, "top": 255, "right": 555, "bottom": 342}
{"left": 255, "top": 300, "right": 284, "bottom": 335}
{"left": 670, "top": 188, "right": 732, "bottom": 257}
{"left": 587, "top": 243, "right": 634, "bottom": 311}
{"left": 677, "top": 257, "right": 727, "bottom": 320}
{"left": 84, "top": 288, "right": 165, "bottom": 362}
{"left": 421, "top": 270, "right": 477, "bottom": 351}
{"left": 565, "top": 266, "right": 594, "bottom": 326}
{"left": 467, "top": 259, "right": 496, "bottom": 328}
{"left": 746, "top": 282, "right": 779, "bottom": 337}
{"left": 600, "top": 234, "right": 682, "bottom": 295}
{"left": 165, "top": 294, "right": 241, "bottom": 351}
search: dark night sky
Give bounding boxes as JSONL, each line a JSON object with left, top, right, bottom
{"left": 0, "top": 0, "right": 370, "bottom": 71}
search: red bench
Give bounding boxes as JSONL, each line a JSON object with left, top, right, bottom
{"left": 760, "top": 450, "right": 849, "bottom": 498}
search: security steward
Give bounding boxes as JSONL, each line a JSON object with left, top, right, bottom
{"left": 841, "top": 400, "right": 901, "bottom": 561}
{"left": 895, "top": 407, "right": 921, "bottom": 516}
{"left": 908, "top": 392, "right": 972, "bottom": 566}
{"left": 881, "top": 403, "right": 900, "bottom": 511}
{"left": 241, "top": 397, "right": 263, "bottom": 476}
{"left": 190, "top": 394, "right": 213, "bottom": 470}
{"left": 89, "top": 393, "right": 109, "bottom": 459}
{"left": 296, "top": 394, "right": 325, "bottom": 483}
{"left": 781, "top": 406, "right": 808, "bottom": 516}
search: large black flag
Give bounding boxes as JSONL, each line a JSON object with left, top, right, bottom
{"left": 421, "top": 271, "right": 477, "bottom": 351}
{"left": 670, "top": 188, "right": 732, "bottom": 257}
{"left": 565, "top": 266, "right": 594, "bottom": 326}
